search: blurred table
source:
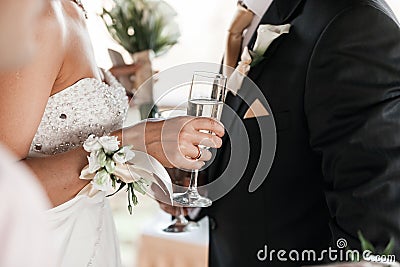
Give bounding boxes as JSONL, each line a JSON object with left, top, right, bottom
{"left": 136, "top": 212, "right": 209, "bottom": 267}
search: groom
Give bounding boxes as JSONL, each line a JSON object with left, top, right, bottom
{"left": 195, "top": 0, "right": 400, "bottom": 266}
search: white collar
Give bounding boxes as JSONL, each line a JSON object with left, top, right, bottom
{"left": 242, "top": 0, "right": 273, "bottom": 17}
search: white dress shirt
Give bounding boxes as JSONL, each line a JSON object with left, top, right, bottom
{"left": 242, "top": 0, "right": 274, "bottom": 48}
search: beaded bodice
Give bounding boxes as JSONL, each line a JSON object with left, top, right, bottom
{"left": 29, "top": 70, "right": 129, "bottom": 156}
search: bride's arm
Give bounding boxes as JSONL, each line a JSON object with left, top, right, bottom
{"left": 0, "top": 53, "right": 223, "bottom": 208}
{"left": 0, "top": 63, "right": 224, "bottom": 208}
{"left": 0, "top": 3, "right": 224, "bottom": 207}
{"left": 0, "top": 11, "right": 86, "bottom": 207}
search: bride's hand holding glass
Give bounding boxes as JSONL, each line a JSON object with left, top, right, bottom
{"left": 120, "top": 116, "right": 224, "bottom": 170}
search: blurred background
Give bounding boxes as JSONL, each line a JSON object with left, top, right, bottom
{"left": 81, "top": 1, "right": 400, "bottom": 266}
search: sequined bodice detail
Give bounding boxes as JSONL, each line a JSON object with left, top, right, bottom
{"left": 29, "top": 71, "right": 129, "bottom": 156}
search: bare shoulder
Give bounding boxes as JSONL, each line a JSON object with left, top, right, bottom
{"left": 0, "top": 1, "right": 67, "bottom": 82}
{"left": 36, "top": 0, "right": 67, "bottom": 62}
{"left": 0, "top": 1, "right": 67, "bottom": 158}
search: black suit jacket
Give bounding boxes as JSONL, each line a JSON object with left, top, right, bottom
{"left": 200, "top": 0, "right": 400, "bottom": 266}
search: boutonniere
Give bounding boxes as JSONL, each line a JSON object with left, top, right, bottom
{"left": 227, "top": 24, "right": 291, "bottom": 95}
{"left": 249, "top": 24, "right": 291, "bottom": 67}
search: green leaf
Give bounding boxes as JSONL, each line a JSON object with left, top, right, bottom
{"left": 139, "top": 177, "right": 150, "bottom": 187}
{"left": 128, "top": 204, "right": 133, "bottom": 215}
{"left": 100, "top": 0, "right": 180, "bottom": 56}
{"left": 127, "top": 183, "right": 133, "bottom": 214}
{"left": 133, "top": 181, "right": 146, "bottom": 195}
{"left": 111, "top": 176, "right": 116, "bottom": 188}
{"left": 130, "top": 184, "right": 139, "bottom": 205}
{"left": 358, "top": 230, "right": 376, "bottom": 253}
{"left": 97, "top": 150, "right": 107, "bottom": 167}
{"left": 382, "top": 237, "right": 395, "bottom": 255}
{"left": 105, "top": 158, "right": 116, "bottom": 173}
{"left": 131, "top": 192, "right": 138, "bottom": 206}
{"left": 106, "top": 182, "right": 126, "bottom": 197}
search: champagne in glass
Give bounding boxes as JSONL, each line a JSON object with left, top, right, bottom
{"left": 187, "top": 99, "right": 224, "bottom": 120}
{"left": 173, "top": 71, "right": 226, "bottom": 208}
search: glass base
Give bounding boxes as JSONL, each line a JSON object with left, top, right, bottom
{"left": 173, "top": 191, "right": 212, "bottom": 208}
{"left": 162, "top": 219, "right": 199, "bottom": 233}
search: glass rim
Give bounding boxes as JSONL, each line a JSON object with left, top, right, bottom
{"left": 193, "top": 71, "right": 227, "bottom": 80}
{"left": 156, "top": 108, "right": 187, "bottom": 119}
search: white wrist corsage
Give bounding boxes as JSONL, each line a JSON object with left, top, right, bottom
{"left": 80, "top": 134, "right": 149, "bottom": 214}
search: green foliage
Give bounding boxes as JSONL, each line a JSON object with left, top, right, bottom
{"left": 101, "top": 0, "right": 180, "bottom": 56}
{"left": 358, "top": 230, "right": 376, "bottom": 253}
{"left": 358, "top": 230, "right": 395, "bottom": 257}
{"left": 382, "top": 237, "right": 395, "bottom": 256}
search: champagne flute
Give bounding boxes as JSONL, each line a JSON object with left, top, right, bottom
{"left": 163, "top": 168, "right": 199, "bottom": 233}
{"left": 156, "top": 109, "right": 200, "bottom": 233}
{"left": 173, "top": 71, "right": 227, "bottom": 207}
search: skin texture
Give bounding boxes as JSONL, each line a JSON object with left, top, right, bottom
{"left": 0, "top": 0, "right": 223, "bottom": 207}
{"left": 0, "top": 0, "right": 44, "bottom": 68}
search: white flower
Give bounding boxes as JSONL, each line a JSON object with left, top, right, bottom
{"left": 253, "top": 24, "right": 291, "bottom": 56}
{"left": 99, "top": 136, "right": 120, "bottom": 153}
{"left": 112, "top": 146, "right": 135, "bottom": 164}
{"left": 91, "top": 169, "right": 112, "bottom": 192}
{"left": 83, "top": 135, "right": 102, "bottom": 152}
{"left": 113, "top": 163, "right": 135, "bottom": 183}
{"left": 87, "top": 151, "right": 101, "bottom": 173}
{"left": 79, "top": 165, "right": 95, "bottom": 180}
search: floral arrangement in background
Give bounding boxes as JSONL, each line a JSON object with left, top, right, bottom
{"left": 101, "top": 0, "right": 181, "bottom": 119}
{"left": 101, "top": 0, "right": 180, "bottom": 56}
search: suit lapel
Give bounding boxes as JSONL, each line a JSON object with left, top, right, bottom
{"left": 247, "top": 0, "right": 304, "bottom": 82}
{"left": 232, "top": 0, "right": 304, "bottom": 117}
{"left": 223, "top": 0, "right": 305, "bottom": 131}
{"left": 276, "top": 0, "right": 305, "bottom": 23}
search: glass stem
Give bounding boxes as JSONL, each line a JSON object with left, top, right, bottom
{"left": 176, "top": 207, "right": 188, "bottom": 224}
{"left": 188, "top": 169, "right": 198, "bottom": 193}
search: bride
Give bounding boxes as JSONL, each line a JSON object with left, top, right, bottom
{"left": 0, "top": 0, "right": 223, "bottom": 266}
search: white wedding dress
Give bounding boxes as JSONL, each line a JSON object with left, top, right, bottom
{"left": 28, "top": 70, "right": 129, "bottom": 267}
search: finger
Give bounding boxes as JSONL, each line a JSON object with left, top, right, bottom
{"left": 179, "top": 143, "right": 201, "bottom": 159}
{"left": 191, "top": 117, "right": 225, "bottom": 137}
{"left": 180, "top": 145, "right": 212, "bottom": 161}
{"left": 163, "top": 149, "right": 205, "bottom": 170}
{"left": 159, "top": 202, "right": 190, "bottom": 216}
{"left": 198, "top": 148, "right": 212, "bottom": 161}
{"left": 173, "top": 157, "right": 204, "bottom": 170}
{"left": 181, "top": 130, "right": 222, "bottom": 148}
{"left": 159, "top": 202, "right": 179, "bottom": 216}
{"left": 194, "top": 132, "right": 222, "bottom": 148}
